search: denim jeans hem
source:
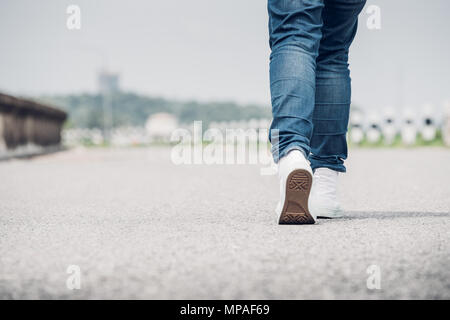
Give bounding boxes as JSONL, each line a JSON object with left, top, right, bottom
{"left": 272, "top": 143, "right": 309, "bottom": 164}
{"left": 310, "top": 161, "right": 346, "bottom": 173}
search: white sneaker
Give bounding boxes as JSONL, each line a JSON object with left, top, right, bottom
{"left": 276, "top": 150, "right": 315, "bottom": 224}
{"left": 309, "top": 168, "right": 343, "bottom": 218}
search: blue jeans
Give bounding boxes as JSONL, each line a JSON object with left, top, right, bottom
{"left": 268, "top": 0, "right": 366, "bottom": 172}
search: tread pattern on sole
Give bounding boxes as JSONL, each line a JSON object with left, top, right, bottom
{"left": 280, "top": 213, "right": 313, "bottom": 224}
{"left": 288, "top": 173, "right": 309, "bottom": 191}
{"left": 279, "top": 170, "right": 314, "bottom": 225}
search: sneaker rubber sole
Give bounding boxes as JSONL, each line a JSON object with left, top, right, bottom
{"left": 278, "top": 169, "right": 315, "bottom": 225}
{"left": 316, "top": 209, "right": 343, "bottom": 219}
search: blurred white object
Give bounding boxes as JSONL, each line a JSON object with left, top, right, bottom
{"left": 90, "top": 128, "right": 104, "bottom": 145}
{"left": 145, "top": 112, "right": 178, "bottom": 142}
{"left": 258, "top": 118, "right": 271, "bottom": 131}
{"left": 218, "top": 121, "right": 229, "bottom": 131}
{"left": 382, "top": 108, "right": 397, "bottom": 145}
{"left": 208, "top": 121, "right": 219, "bottom": 129}
{"left": 443, "top": 100, "right": 450, "bottom": 147}
{"left": 63, "top": 128, "right": 104, "bottom": 146}
{"left": 237, "top": 120, "right": 248, "bottom": 130}
{"left": 229, "top": 120, "right": 239, "bottom": 129}
{"left": 420, "top": 103, "right": 436, "bottom": 142}
{"left": 401, "top": 109, "right": 417, "bottom": 146}
{"left": 247, "top": 118, "right": 259, "bottom": 130}
{"left": 349, "top": 110, "right": 364, "bottom": 144}
{"left": 350, "top": 128, "right": 364, "bottom": 144}
{"left": 111, "top": 126, "right": 147, "bottom": 147}
{"left": 366, "top": 113, "right": 381, "bottom": 144}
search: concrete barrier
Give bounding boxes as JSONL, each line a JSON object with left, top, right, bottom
{"left": 0, "top": 93, "right": 67, "bottom": 159}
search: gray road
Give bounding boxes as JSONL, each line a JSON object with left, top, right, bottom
{"left": 0, "top": 147, "right": 449, "bottom": 299}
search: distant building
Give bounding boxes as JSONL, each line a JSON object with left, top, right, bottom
{"left": 98, "top": 71, "right": 120, "bottom": 94}
{"left": 0, "top": 93, "right": 67, "bottom": 159}
{"left": 145, "top": 113, "right": 178, "bottom": 142}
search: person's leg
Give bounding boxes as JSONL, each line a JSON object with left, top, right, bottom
{"left": 268, "top": 0, "right": 325, "bottom": 224}
{"left": 308, "top": 0, "right": 366, "bottom": 219}
{"left": 309, "top": 0, "right": 366, "bottom": 172}
{"left": 268, "top": 0, "right": 324, "bottom": 163}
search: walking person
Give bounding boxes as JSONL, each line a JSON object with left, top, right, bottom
{"left": 268, "top": 0, "right": 367, "bottom": 224}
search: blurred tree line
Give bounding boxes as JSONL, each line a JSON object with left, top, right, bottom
{"left": 38, "top": 92, "right": 271, "bottom": 129}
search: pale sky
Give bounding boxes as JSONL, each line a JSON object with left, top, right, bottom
{"left": 0, "top": 0, "right": 449, "bottom": 113}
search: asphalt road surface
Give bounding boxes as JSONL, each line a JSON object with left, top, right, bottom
{"left": 1, "top": 147, "right": 449, "bottom": 299}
